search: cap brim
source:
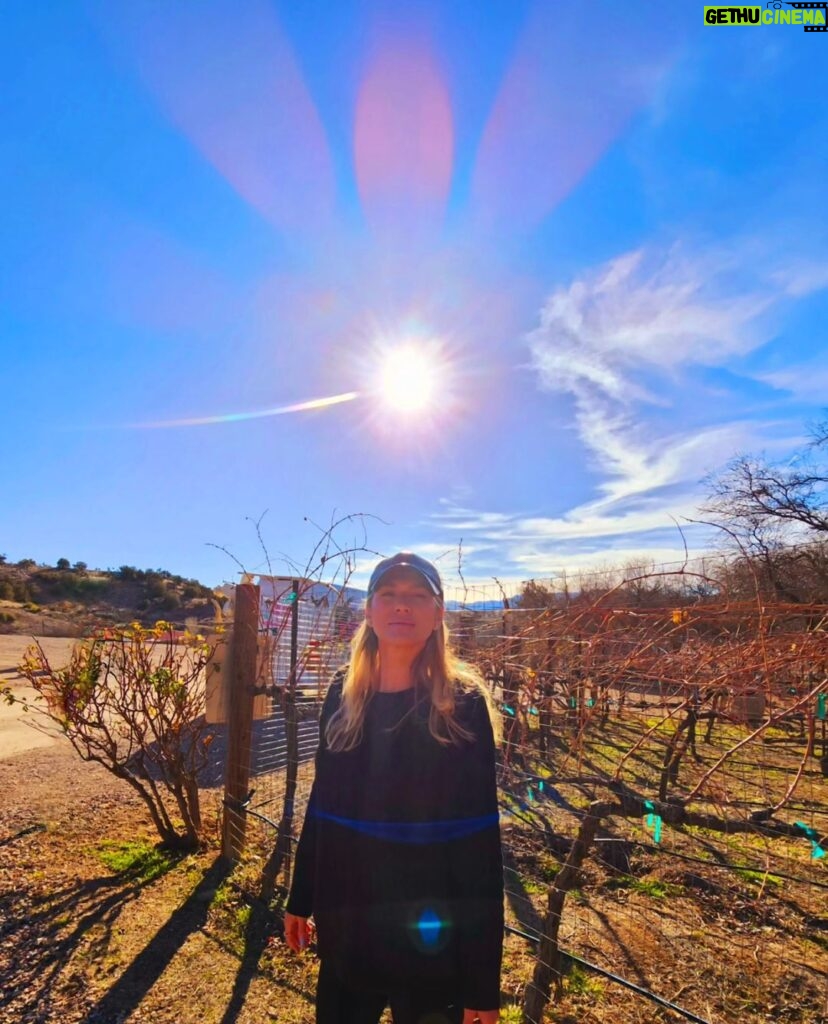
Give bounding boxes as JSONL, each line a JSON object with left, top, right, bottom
{"left": 369, "top": 564, "right": 441, "bottom": 597}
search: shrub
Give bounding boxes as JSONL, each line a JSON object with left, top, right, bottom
{"left": 13, "top": 623, "right": 216, "bottom": 849}
{"left": 56, "top": 558, "right": 71, "bottom": 571}
{"left": 36, "top": 574, "right": 107, "bottom": 602}
{"left": 0, "top": 612, "right": 15, "bottom": 624}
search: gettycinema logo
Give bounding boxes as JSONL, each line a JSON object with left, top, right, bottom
{"left": 704, "top": 2, "right": 827, "bottom": 29}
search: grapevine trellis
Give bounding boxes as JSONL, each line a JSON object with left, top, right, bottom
{"left": 220, "top": 567, "right": 828, "bottom": 1024}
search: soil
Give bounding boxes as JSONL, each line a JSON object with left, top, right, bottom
{"left": 0, "top": 636, "right": 318, "bottom": 1024}
{"left": 2, "top": 637, "right": 827, "bottom": 1024}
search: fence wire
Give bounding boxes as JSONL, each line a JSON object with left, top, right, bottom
{"left": 224, "top": 572, "right": 828, "bottom": 1024}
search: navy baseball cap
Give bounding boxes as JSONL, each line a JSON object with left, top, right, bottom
{"left": 367, "top": 552, "right": 443, "bottom": 598}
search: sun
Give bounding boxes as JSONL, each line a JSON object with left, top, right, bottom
{"left": 355, "top": 327, "right": 466, "bottom": 442}
{"left": 376, "top": 344, "right": 440, "bottom": 413}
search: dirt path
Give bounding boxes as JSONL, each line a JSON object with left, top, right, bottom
{"left": 0, "top": 636, "right": 75, "bottom": 759}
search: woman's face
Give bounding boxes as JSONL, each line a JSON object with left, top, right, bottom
{"left": 365, "top": 566, "right": 443, "bottom": 653}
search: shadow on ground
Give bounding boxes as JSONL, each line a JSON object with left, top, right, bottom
{"left": 80, "top": 858, "right": 230, "bottom": 1023}
{"left": 0, "top": 846, "right": 203, "bottom": 1022}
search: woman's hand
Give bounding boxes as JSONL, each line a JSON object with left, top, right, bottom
{"left": 283, "top": 912, "right": 313, "bottom": 954}
{"left": 462, "top": 1010, "right": 499, "bottom": 1023}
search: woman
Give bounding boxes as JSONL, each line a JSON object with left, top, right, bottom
{"left": 284, "top": 552, "right": 503, "bottom": 1024}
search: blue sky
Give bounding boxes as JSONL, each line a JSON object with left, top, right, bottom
{"left": 2, "top": 1, "right": 827, "bottom": 590}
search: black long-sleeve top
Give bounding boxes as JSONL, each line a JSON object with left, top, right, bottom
{"left": 286, "top": 679, "right": 504, "bottom": 1010}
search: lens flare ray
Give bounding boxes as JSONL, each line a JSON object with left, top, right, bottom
{"left": 470, "top": 5, "right": 686, "bottom": 232}
{"left": 101, "top": 1, "right": 336, "bottom": 237}
{"left": 354, "top": 41, "right": 454, "bottom": 231}
{"left": 124, "top": 391, "right": 360, "bottom": 430}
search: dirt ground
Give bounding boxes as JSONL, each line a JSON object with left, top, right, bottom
{"left": 2, "top": 636, "right": 827, "bottom": 1024}
{"left": 0, "top": 740, "right": 324, "bottom": 1024}
{"left": 0, "top": 636, "right": 319, "bottom": 1024}
{"left": 0, "top": 636, "right": 76, "bottom": 757}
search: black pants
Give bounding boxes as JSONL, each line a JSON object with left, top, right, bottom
{"left": 316, "top": 959, "right": 463, "bottom": 1024}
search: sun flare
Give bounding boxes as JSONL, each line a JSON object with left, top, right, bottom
{"left": 376, "top": 345, "right": 440, "bottom": 413}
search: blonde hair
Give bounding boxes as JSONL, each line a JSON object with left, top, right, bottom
{"left": 325, "top": 613, "right": 500, "bottom": 753}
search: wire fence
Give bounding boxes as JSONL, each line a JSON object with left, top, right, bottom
{"left": 217, "top": 567, "right": 828, "bottom": 1024}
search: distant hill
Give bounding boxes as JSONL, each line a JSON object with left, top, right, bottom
{"left": 0, "top": 558, "right": 221, "bottom": 637}
{"left": 444, "top": 599, "right": 508, "bottom": 612}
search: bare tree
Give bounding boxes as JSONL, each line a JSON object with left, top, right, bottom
{"left": 703, "top": 419, "right": 828, "bottom": 538}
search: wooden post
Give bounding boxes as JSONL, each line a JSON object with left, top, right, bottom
{"left": 222, "top": 583, "right": 260, "bottom": 862}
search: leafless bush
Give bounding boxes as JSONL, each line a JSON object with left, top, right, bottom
{"left": 10, "top": 622, "right": 215, "bottom": 849}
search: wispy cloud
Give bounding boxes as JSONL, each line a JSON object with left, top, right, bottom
{"left": 532, "top": 245, "right": 770, "bottom": 373}
{"left": 770, "top": 261, "right": 828, "bottom": 299}
{"left": 527, "top": 242, "right": 826, "bottom": 508}
{"left": 424, "top": 495, "right": 715, "bottom": 585}
{"left": 757, "top": 361, "right": 828, "bottom": 403}
{"left": 424, "top": 241, "right": 828, "bottom": 580}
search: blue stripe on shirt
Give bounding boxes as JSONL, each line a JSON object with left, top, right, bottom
{"left": 312, "top": 809, "right": 500, "bottom": 843}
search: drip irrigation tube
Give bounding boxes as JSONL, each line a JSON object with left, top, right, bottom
{"left": 223, "top": 793, "right": 281, "bottom": 832}
{"left": 236, "top": 798, "right": 806, "bottom": 1020}
{"left": 594, "top": 837, "right": 828, "bottom": 889}
{"left": 505, "top": 924, "right": 713, "bottom": 1024}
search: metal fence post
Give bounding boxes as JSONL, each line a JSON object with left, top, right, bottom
{"left": 261, "top": 579, "right": 301, "bottom": 899}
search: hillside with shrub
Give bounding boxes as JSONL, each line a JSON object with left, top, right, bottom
{"left": 0, "top": 556, "right": 221, "bottom": 636}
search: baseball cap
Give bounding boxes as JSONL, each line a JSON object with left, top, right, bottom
{"left": 367, "top": 552, "right": 443, "bottom": 598}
